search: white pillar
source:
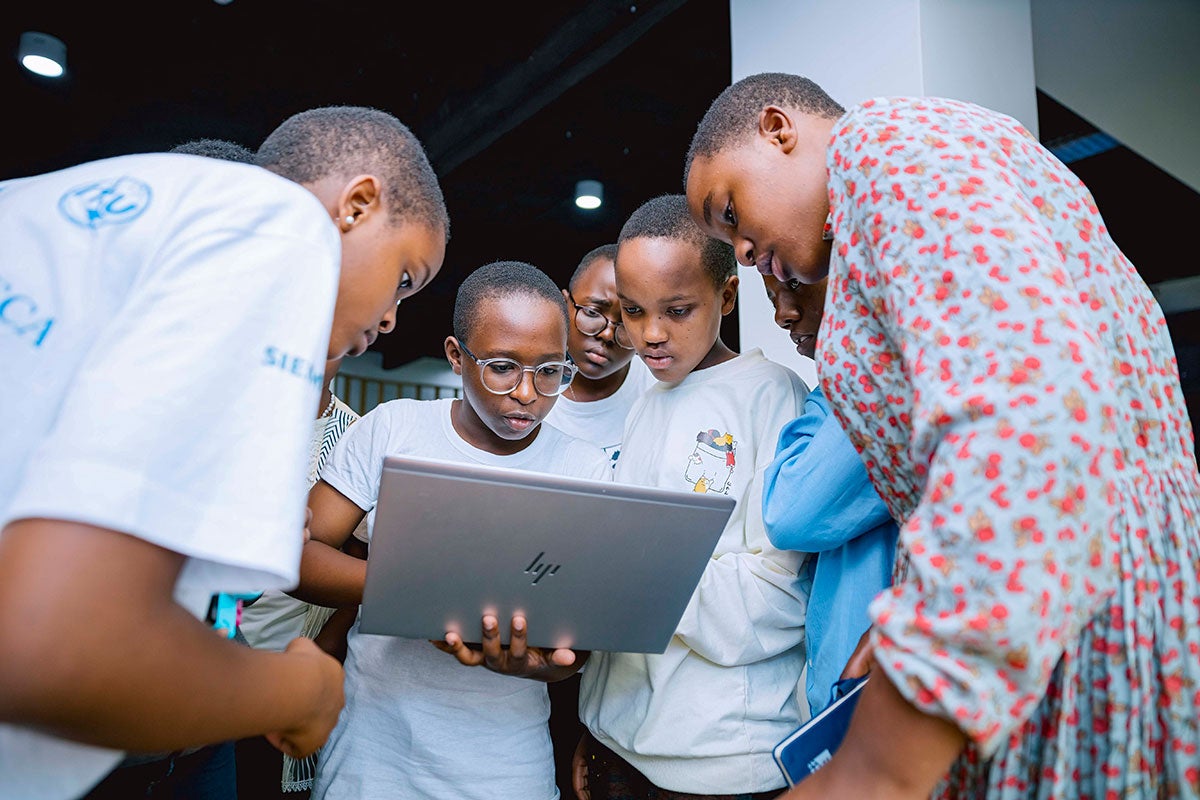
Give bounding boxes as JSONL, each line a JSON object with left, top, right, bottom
{"left": 728, "top": 0, "right": 1037, "bottom": 386}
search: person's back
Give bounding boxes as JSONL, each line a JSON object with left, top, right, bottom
{"left": 300, "top": 261, "right": 610, "bottom": 800}
{"left": 0, "top": 104, "right": 450, "bottom": 800}
{"left": 823, "top": 95, "right": 1200, "bottom": 793}
{"left": 682, "top": 72, "right": 1200, "bottom": 799}
{"left": 577, "top": 195, "right": 809, "bottom": 798}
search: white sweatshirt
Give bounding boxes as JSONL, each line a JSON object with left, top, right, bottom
{"left": 579, "top": 349, "right": 811, "bottom": 794}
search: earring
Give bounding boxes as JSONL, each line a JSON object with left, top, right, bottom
{"left": 344, "top": 216, "right": 355, "bottom": 226}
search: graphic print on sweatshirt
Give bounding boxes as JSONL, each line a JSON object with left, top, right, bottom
{"left": 683, "top": 428, "right": 736, "bottom": 494}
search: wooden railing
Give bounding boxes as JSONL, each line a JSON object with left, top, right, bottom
{"left": 333, "top": 374, "right": 461, "bottom": 416}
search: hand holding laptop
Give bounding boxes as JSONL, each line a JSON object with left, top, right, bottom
{"left": 433, "top": 613, "right": 588, "bottom": 682}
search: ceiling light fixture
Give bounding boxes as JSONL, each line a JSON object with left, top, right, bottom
{"left": 575, "top": 179, "right": 603, "bottom": 210}
{"left": 18, "top": 31, "right": 67, "bottom": 78}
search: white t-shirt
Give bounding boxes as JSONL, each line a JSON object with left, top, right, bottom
{"left": 240, "top": 396, "right": 365, "bottom": 652}
{"left": 579, "top": 349, "right": 811, "bottom": 794}
{"left": 543, "top": 356, "right": 653, "bottom": 466}
{"left": 0, "top": 153, "right": 340, "bottom": 800}
{"left": 312, "top": 397, "right": 611, "bottom": 800}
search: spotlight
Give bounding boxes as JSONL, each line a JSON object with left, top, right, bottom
{"left": 19, "top": 31, "right": 67, "bottom": 78}
{"left": 575, "top": 179, "right": 603, "bottom": 210}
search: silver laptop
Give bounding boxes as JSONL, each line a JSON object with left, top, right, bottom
{"left": 358, "top": 454, "right": 735, "bottom": 654}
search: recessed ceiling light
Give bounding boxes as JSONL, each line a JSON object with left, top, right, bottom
{"left": 18, "top": 32, "right": 67, "bottom": 79}
{"left": 575, "top": 179, "right": 603, "bottom": 210}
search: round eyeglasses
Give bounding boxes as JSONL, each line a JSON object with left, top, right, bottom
{"left": 569, "top": 298, "right": 633, "bottom": 349}
{"left": 457, "top": 341, "right": 579, "bottom": 397}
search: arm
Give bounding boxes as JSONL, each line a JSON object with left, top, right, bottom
{"left": 289, "top": 480, "right": 369, "bottom": 606}
{"left": 804, "top": 106, "right": 1120, "bottom": 790}
{"left": 310, "top": 533, "right": 368, "bottom": 662}
{"left": 673, "top": 377, "right": 810, "bottom": 667}
{"left": 0, "top": 202, "right": 347, "bottom": 755}
{"left": 779, "top": 669, "right": 965, "bottom": 800}
{"left": 0, "top": 519, "right": 343, "bottom": 757}
{"left": 672, "top": 545, "right": 806, "bottom": 667}
{"left": 762, "top": 390, "right": 894, "bottom": 552}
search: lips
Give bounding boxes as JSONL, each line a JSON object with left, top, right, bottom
{"left": 641, "top": 351, "right": 673, "bottom": 371}
{"left": 584, "top": 348, "right": 610, "bottom": 366}
{"left": 504, "top": 413, "right": 536, "bottom": 432}
{"left": 792, "top": 332, "right": 816, "bottom": 353}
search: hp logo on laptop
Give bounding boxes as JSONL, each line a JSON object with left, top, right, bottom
{"left": 524, "top": 552, "right": 561, "bottom": 585}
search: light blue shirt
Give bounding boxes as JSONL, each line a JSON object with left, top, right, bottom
{"left": 762, "top": 387, "right": 898, "bottom": 715}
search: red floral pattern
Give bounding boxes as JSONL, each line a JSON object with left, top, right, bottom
{"left": 820, "top": 96, "right": 1200, "bottom": 798}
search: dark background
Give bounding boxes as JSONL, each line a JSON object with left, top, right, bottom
{"left": 3, "top": 0, "right": 1195, "bottom": 410}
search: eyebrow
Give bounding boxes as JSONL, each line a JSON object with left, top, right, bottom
{"left": 618, "top": 292, "right": 693, "bottom": 306}
{"left": 483, "top": 349, "right": 566, "bottom": 364}
{"left": 578, "top": 295, "right": 613, "bottom": 308}
{"left": 702, "top": 192, "right": 713, "bottom": 227}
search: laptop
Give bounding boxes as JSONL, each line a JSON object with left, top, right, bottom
{"left": 358, "top": 454, "right": 736, "bottom": 654}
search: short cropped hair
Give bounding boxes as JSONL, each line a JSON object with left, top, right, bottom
{"left": 685, "top": 72, "right": 845, "bottom": 177}
{"left": 256, "top": 105, "right": 450, "bottom": 241}
{"left": 567, "top": 243, "right": 618, "bottom": 293}
{"left": 453, "top": 260, "right": 569, "bottom": 344}
{"left": 617, "top": 194, "right": 735, "bottom": 287}
{"left": 169, "top": 138, "right": 256, "bottom": 164}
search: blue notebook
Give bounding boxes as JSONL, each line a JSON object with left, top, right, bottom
{"left": 772, "top": 675, "right": 869, "bottom": 786}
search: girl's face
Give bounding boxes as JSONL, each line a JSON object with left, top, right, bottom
{"left": 614, "top": 236, "right": 738, "bottom": 385}
{"left": 446, "top": 293, "right": 569, "bottom": 455}
{"left": 686, "top": 107, "right": 835, "bottom": 287}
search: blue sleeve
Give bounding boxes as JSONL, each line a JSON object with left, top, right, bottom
{"left": 762, "top": 389, "right": 893, "bottom": 553}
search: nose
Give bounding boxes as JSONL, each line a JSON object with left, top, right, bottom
{"left": 510, "top": 369, "right": 538, "bottom": 405}
{"left": 642, "top": 315, "right": 667, "bottom": 345}
{"left": 594, "top": 318, "right": 617, "bottom": 343}
{"left": 378, "top": 302, "right": 399, "bottom": 334}
{"left": 774, "top": 298, "right": 800, "bottom": 331}
{"left": 733, "top": 235, "right": 755, "bottom": 268}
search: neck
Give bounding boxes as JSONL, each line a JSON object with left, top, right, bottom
{"left": 317, "top": 385, "right": 335, "bottom": 419}
{"left": 568, "top": 362, "right": 631, "bottom": 403}
{"left": 693, "top": 338, "right": 738, "bottom": 374}
{"left": 449, "top": 398, "right": 540, "bottom": 456}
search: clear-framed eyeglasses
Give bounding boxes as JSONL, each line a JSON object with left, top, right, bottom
{"left": 457, "top": 341, "right": 579, "bottom": 397}
{"left": 569, "top": 295, "right": 634, "bottom": 350}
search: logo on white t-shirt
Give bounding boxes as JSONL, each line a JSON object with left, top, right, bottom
{"left": 262, "top": 346, "right": 324, "bottom": 388}
{"left": 1, "top": 276, "right": 54, "bottom": 348}
{"left": 59, "top": 176, "right": 152, "bottom": 229}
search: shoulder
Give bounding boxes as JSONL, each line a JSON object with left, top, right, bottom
{"left": 539, "top": 423, "right": 611, "bottom": 478}
{"left": 134, "top": 153, "right": 332, "bottom": 241}
{"left": 366, "top": 396, "right": 444, "bottom": 426}
{"left": 343, "top": 397, "right": 436, "bottom": 440}
{"left": 736, "top": 350, "right": 807, "bottom": 393}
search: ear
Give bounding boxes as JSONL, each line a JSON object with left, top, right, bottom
{"left": 757, "top": 105, "right": 799, "bottom": 155}
{"left": 719, "top": 274, "right": 739, "bottom": 316}
{"left": 337, "top": 174, "right": 383, "bottom": 232}
{"left": 444, "top": 336, "right": 464, "bottom": 375}
{"left": 561, "top": 288, "right": 571, "bottom": 304}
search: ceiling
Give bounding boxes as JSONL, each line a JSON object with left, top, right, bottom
{"left": 3, "top": 1, "right": 1194, "bottom": 386}
{"left": 2, "top": 0, "right": 731, "bottom": 368}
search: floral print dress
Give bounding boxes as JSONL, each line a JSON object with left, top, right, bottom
{"left": 819, "top": 96, "right": 1200, "bottom": 798}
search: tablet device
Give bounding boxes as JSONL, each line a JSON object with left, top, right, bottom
{"left": 358, "top": 454, "right": 736, "bottom": 654}
{"left": 772, "top": 675, "right": 870, "bottom": 786}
